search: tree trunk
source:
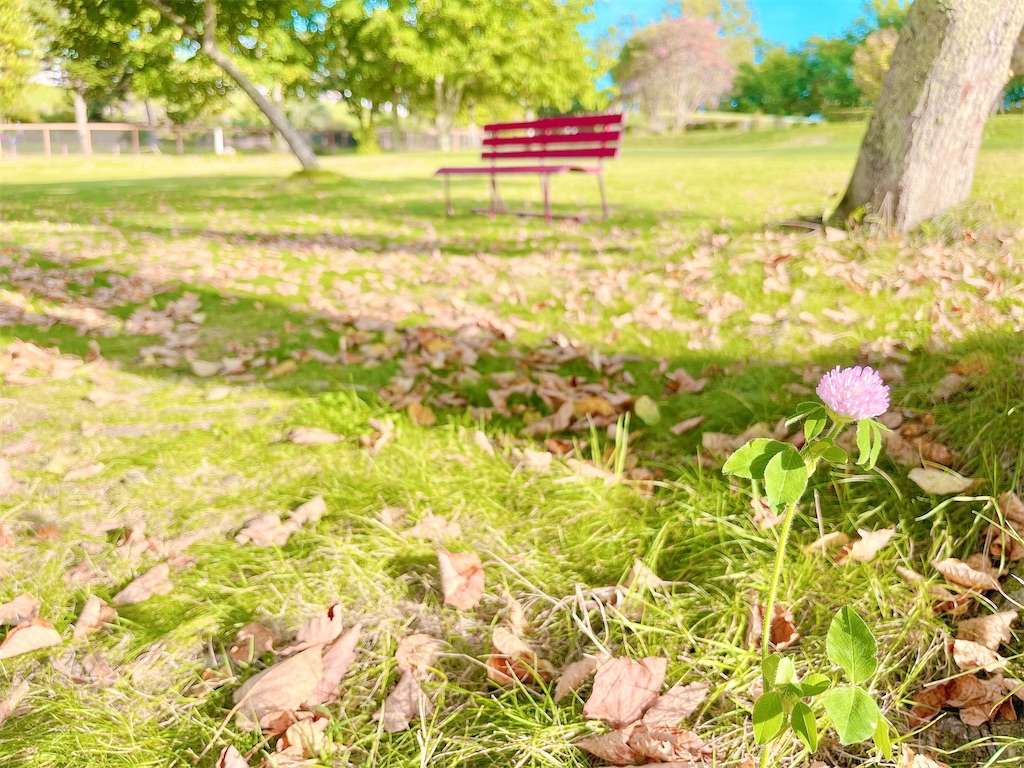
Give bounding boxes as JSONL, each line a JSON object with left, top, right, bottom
{"left": 72, "top": 86, "right": 91, "bottom": 156}
{"left": 833, "top": 0, "right": 1024, "bottom": 231}
{"left": 146, "top": 0, "right": 319, "bottom": 171}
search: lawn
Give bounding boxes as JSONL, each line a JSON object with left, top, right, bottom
{"left": 0, "top": 118, "right": 1022, "bottom": 768}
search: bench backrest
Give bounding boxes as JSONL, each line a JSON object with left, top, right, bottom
{"left": 481, "top": 113, "right": 624, "bottom": 164}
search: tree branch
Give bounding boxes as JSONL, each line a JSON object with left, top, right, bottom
{"left": 201, "top": 0, "right": 218, "bottom": 52}
{"left": 145, "top": 0, "right": 198, "bottom": 41}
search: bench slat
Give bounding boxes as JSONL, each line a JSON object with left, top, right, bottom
{"left": 482, "top": 130, "right": 621, "bottom": 148}
{"left": 485, "top": 113, "right": 623, "bottom": 133}
{"left": 435, "top": 165, "right": 573, "bottom": 175}
{"left": 481, "top": 147, "right": 618, "bottom": 161}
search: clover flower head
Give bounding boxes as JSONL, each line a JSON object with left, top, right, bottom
{"left": 815, "top": 365, "right": 890, "bottom": 421}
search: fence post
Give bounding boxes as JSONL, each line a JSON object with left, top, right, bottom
{"left": 213, "top": 126, "right": 224, "bottom": 155}
{"left": 175, "top": 127, "right": 184, "bottom": 155}
{"left": 42, "top": 129, "right": 51, "bottom": 157}
{"left": 131, "top": 129, "right": 140, "bottom": 155}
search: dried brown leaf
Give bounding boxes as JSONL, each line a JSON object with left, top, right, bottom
{"left": 216, "top": 745, "right": 250, "bottom": 768}
{"left": 305, "top": 624, "right": 361, "bottom": 707}
{"left": 406, "top": 513, "right": 461, "bottom": 542}
{"left": 72, "top": 596, "right": 117, "bottom": 640}
{"left": 112, "top": 563, "right": 173, "bottom": 605}
{"left": 0, "top": 594, "right": 40, "bottom": 626}
{"left": 407, "top": 401, "right": 436, "bottom": 426}
{"left": 669, "top": 416, "right": 705, "bottom": 435}
{"left": 233, "top": 645, "right": 323, "bottom": 731}
{"left": 282, "top": 603, "right": 344, "bottom": 654}
{"left": 0, "top": 618, "right": 62, "bottom": 659}
{"left": 373, "top": 671, "right": 434, "bottom": 733}
{"left": 289, "top": 495, "right": 326, "bottom": 526}
{"left": 575, "top": 725, "right": 641, "bottom": 766}
{"left": 395, "top": 633, "right": 445, "bottom": 679}
{"left": 839, "top": 527, "right": 896, "bottom": 564}
{"left": 235, "top": 514, "right": 296, "bottom": 548}
{"left": 641, "top": 681, "right": 710, "bottom": 727}
{"left": 802, "top": 531, "right": 850, "bottom": 554}
{"left": 628, "top": 723, "right": 710, "bottom": 762}
{"left": 230, "top": 622, "right": 278, "bottom": 664}
{"left": 956, "top": 610, "right": 1017, "bottom": 651}
{"left": 554, "top": 656, "right": 601, "bottom": 702}
{"left": 933, "top": 558, "right": 1000, "bottom": 592}
{"left": 486, "top": 627, "right": 556, "bottom": 685}
{"left": 285, "top": 427, "right": 344, "bottom": 446}
{"left": 0, "top": 678, "right": 30, "bottom": 727}
{"left": 952, "top": 639, "right": 1006, "bottom": 672}
{"left": 748, "top": 593, "right": 800, "bottom": 650}
{"left": 909, "top": 468, "right": 979, "bottom": 495}
{"left": 900, "top": 747, "right": 953, "bottom": 768}
{"left": 583, "top": 657, "right": 666, "bottom": 728}
{"left": 437, "top": 550, "right": 484, "bottom": 610}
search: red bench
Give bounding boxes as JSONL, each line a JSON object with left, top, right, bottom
{"left": 435, "top": 113, "right": 624, "bottom": 222}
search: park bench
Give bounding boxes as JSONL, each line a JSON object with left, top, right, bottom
{"left": 435, "top": 113, "right": 624, "bottom": 222}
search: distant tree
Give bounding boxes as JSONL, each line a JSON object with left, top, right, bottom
{"left": 615, "top": 16, "right": 735, "bottom": 131}
{"left": 729, "top": 48, "right": 815, "bottom": 116}
{"left": 343, "top": 0, "right": 597, "bottom": 152}
{"left": 0, "top": 0, "right": 37, "bottom": 121}
{"left": 51, "top": 0, "right": 351, "bottom": 170}
{"left": 852, "top": 28, "right": 899, "bottom": 105}
{"left": 665, "top": 0, "right": 761, "bottom": 65}
{"left": 802, "top": 36, "right": 860, "bottom": 113}
{"left": 835, "top": 0, "right": 1024, "bottom": 231}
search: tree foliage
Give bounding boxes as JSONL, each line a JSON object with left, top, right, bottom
{"left": 614, "top": 15, "right": 735, "bottom": 131}
{"left": 0, "top": 0, "right": 37, "bottom": 120}
{"left": 852, "top": 28, "right": 899, "bottom": 105}
{"left": 330, "top": 0, "right": 598, "bottom": 150}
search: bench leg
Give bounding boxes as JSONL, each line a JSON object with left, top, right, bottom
{"left": 443, "top": 176, "right": 453, "bottom": 216}
{"left": 489, "top": 173, "right": 499, "bottom": 218}
{"left": 541, "top": 175, "right": 551, "bottom": 223}
{"left": 597, "top": 169, "right": 609, "bottom": 221}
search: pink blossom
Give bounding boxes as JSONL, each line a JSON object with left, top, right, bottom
{"left": 816, "top": 366, "right": 890, "bottom": 421}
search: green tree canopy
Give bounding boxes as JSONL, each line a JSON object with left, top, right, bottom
{"left": 0, "top": 0, "right": 38, "bottom": 120}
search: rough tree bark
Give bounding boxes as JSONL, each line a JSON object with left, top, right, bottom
{"left": 833, "top": 0, "right": 1024, "bottom": 231}
{"left": 146, "top": 0, "right": 319, "bottom": 171}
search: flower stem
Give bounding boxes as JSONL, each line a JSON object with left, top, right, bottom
{"left": 759, "top": 499, "right": 799, "bottom": 768}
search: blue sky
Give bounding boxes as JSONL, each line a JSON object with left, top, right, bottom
{"left": 587, "top": 0, "right": 866, "bottom": 48}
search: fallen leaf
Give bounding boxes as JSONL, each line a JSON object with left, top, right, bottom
{"left": 838, "top": 527, "right": 896, "bottom": 564}
{"left": 472, "top": 430, "right": 495, "bottom": 457}
{"left": 0, "top": 677, "right": 29, "bottom": 726}
{"left": 406, "top": 513, "right": 461, "bottom": 542}
{"left": 82, "top": 651, "right": 117, "bottom": 686}
{"left": 72, "top": 596, "right": 117, "bottom": 639}
{"left": 437, "top": 550, "right": 484, "bottom": 610}
{"left": 802, "top": 531, "right": 850, "bottom": 554}
{"left": 641, "top": 681, "right": 710, "bottom": 727}
{"left": 282, "top": 603, "right": 345, "bottom": 654}
{"left": 373, "top": 670, "right": 434, "bottom": 732}
{"left": 0, "top": 618, "right": 62, "bottom": 659}
{"left": 633, "top": 396, "right": 660, "bottom": 426}
{"left": 285, "top": 427, "right": 344, "bottom": 445}
{"left": 0, "top": 460, "right": 16, "bottom": 497}
{"left": 275, "top": 715, "right": 329, "bottom": 759}
{"left": 408, "top": 401, "right": 437, "bottom": 426}
{"left": 233, "top": 645, "right": 323, "bottom": 731}
{"left": 747, "top": 593, "right": 800, "bottom": 650}
{"left": 112, "top": 563, "right": 173, "bottom": 605}
{"left": 931, "top": 372, "right": 968, "bottom": 401}
{"left": 909, "top": 468, "right": 979, "bottom": 495}
{"left": 63, "top": 463, "right": 104, "bottom": 482}
{"left": 216, "top": 746, "right": 250, "bottom": 768}
{"left": 190, "top": 360, "right": 221, "bottom": 377}
{"left": 486, "top": 627, "right": 556, "bottom": 685}
{"left": 669, "top": 416, "right": 705, "bottom": 435}
{"left": 952, "top": 639, "right": 1006, "bottom": 672}
{"left": 933, "top": 558, "right": 1000, "bottom": 592}
{"left": 63, "top": 560, "right": 99, "bottom": 586}
{"left": 956, "top": 610, "right": 1017, "bottom": 651}
{"left": 305, "top": 624, "right": 361, "bottom": 707}
{"left": 575, "top": 726, "right": 640, "bottom": 765}
{"left": 900, "top": 746, "right": 953, "bottom": 768}
{"left": 230, "top": 622, "right": 278, "bottom": 664}
{"left": 396, "top": 633, "right": 445, "bottom": 680}
{"left": 235, "top": 514, "right": 296, "bottom": 548}
{"left": 628, "top": 723, "right": 710, "bottom": 762}
{"left": 0, "top": 595, "right": 40, "bottom": 626}
{"left": 289, "top": 495, "right": 326, "bottom": 526}
{"left": 554, "top": 656, "right": 601, "bottom": 702}
{"left": 583, "top": 657, "right": 666, "bottom": 728}
{"left": 664, "top": 368, "right": 707, "bottom": 394}
{"left": 751, "top": 497, "right": 784, "bottom": 529}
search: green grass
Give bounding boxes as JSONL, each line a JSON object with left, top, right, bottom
{"left": 0, "top": 119, "right": 1022, "bottom": 767}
